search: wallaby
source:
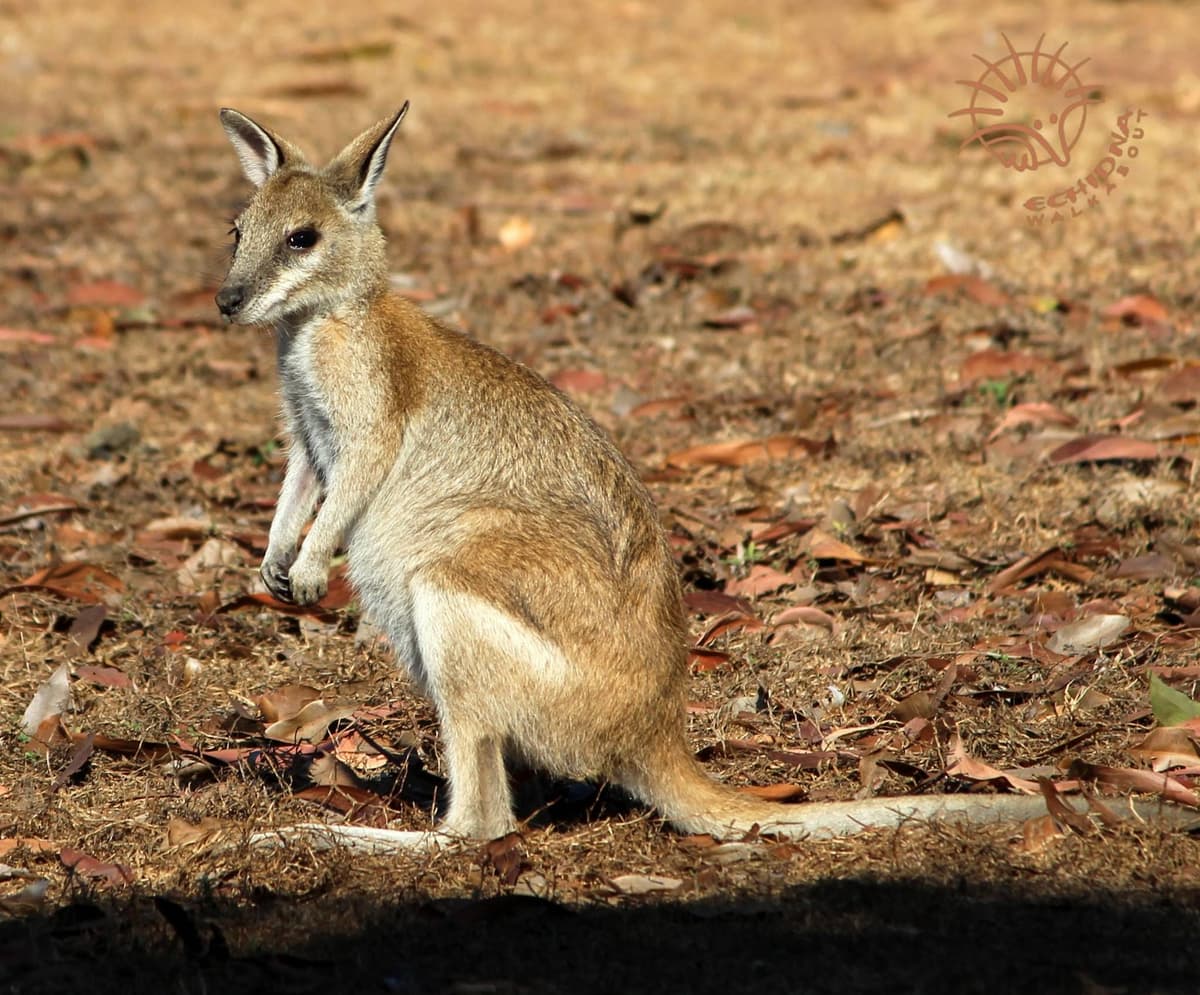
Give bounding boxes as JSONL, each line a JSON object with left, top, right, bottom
{"left": 215, "top": 105, "right": 1062, "bottom": 850}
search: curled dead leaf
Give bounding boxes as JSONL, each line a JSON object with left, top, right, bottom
{"left": 666, "top": 434, "right": 827, "bottom": 468}
{"left": 2, "top": 562, "right": 124, "bottom": 605}
{"left": 20, "top": 663, "right": 71, "bottom": 737}
{"left": 1045, "top": 614, "right": 1129, "bottom": 655}
{"left": 1130, "top": 727, "right": 1200, "bottom": 772}
{"left": 60, "top": 847, "right": 133, "bottom": 886}
{"left": 256, "top": 684, "right": 321, "bottom": 724}
{"left": 604, "top": 873, "right": 683, "bottom": 896}
{"left": 724, "top": 565, "right": 793, "bottom": 598}
{"left": 1048, "top": 434, "right": 1160, "bottom": 465}
{"left": 263, "top": 699, "right": 358, "bottom": 744}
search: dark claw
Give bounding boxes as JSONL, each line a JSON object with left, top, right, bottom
{"left": 261, "top": 560, "right": 295, "bottom": 604}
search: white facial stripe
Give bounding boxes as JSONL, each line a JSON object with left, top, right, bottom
{"left": 243, "top": 248, "right": 324, "bottom": 322}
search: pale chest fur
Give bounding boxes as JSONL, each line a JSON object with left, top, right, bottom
{"left": 274, "top": 316, "right": 346, "bottom": 486}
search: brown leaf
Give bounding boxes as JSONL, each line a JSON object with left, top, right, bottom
{"left": 1069, "top": 761, "right": 1200, "bottom": 808}
{"left": 0, "top": 838, "right": 57, "bottom": 859}
{"left": 773, "top": 605, "right": 837, "bottom": 631}
{"left": 66, "top": 604, "right": 107, "bottom": 657}
{"left": 50, "top": 733, "right": 94, "bottom": 793}
{"left": 1048, "top": 434, "right": 1160, "bottom": 464}
{"left": 1037, "top": 777, "right": 1092, "bottom": 834}
{"left": 805, "top": 529, "right": 870, "bottom": 564}
{"left": 550, "top": 368, "right": 608, "bottom": 394}
{"left": 1130, "top": 727, "right": 1200, "bottom": 772}
{"left": 688, "top": 647, "right": 731, "bottom": 672}
{"left": 2, "top": 562, "right": 124, "bottom": 605}
{"left": 257, "top": 684, "right": 322, "bottom": 724}
{"left": 924, "top": 274, "right": 1009, "bottom": 307}
{"left": 683, "top": 590, "right": 753, "bottom": 616}
{"left": 60, "top": 847, "right": 133, "bottom": 886}
{"left": 959, "top": 349, "right": 1051, "bottom": 385}
{"left": 696, "top": 611, "right": 765, "bottom": 646}
{"left": 84, "top": 731, "right": 172, "bottom": 760}
{"left": 1111, "top": 553, "right": 1175, "bottom": 581}
{"left": 0, "top": 414, "right": 75, "bottom": 432}
{"left": 292, "top": 786, "right": 391, "bottom": 827}
{"left": 1102, "top": 294, "right": 1168, "bottom": 326}
{"left": 988, "top": 548, "right": 1088, "bottom": 592}
{"left": 892, "top": 691, "right": 937, "bottom": 723}
{"left": 665, "top": 434, "right": 826, "bottom": 468}
{"left": 263, "top": 699, "right": 357, "bottom": 744}
{"left": 1161, "top": 364, "right": 1200, "bottom": 405}
{"left": 1016, "top": 813, "right": 1065, "bottom": 854}
{"left": 986, "top": 402, "right": 1077, "bottom": 441}
{"left": 137, "top": 516, "right": 213, "bottom": 541}
{"left": 481, "top": 833, "right": 527, "bottom": 886}
{"left": 724, "top": 565, "right": 793, "bottom": 598}
{"left": 0, "top": 327, "right": 57, "bottom": 346}
{"left": 75, "top": 665, "right": 131, "bottom": 689}
{"left": 736, "top": 782, "right": 804, "bottom": 801}
{"left": 946, "top": 735, "right": 1039, "bottom": 794}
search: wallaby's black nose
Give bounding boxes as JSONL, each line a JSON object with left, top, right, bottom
{"left": 215, "top": 285, "right": 245, "bottom": 318}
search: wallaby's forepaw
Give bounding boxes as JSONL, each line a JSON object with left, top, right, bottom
{"left": 287, "top": 556, "right": 329, "bottom": 606}
{"left": 260, "top": 551, "right": 296, "bottom": 603}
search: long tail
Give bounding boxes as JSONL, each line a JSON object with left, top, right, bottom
{"left": 628, "top": 745, "right": 1078, "bottom": 840}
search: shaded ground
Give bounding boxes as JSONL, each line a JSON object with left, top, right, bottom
{"left": 2, "top": 1, "right": 1200, "bottom": 991}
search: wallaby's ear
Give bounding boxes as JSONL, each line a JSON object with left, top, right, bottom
{"left": 219, "top": 108, "right": 305, "bottom": 188}
{"left": 326, "top": 102, "right": 409, "bottom": 214}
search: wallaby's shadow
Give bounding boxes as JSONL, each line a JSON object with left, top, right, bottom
{"left": 4, "top": 875, "right": 1198, "bottom": 994}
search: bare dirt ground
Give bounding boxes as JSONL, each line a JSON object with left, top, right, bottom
{"left": 2, "top": 1, "right": 1200, "bottom": 991}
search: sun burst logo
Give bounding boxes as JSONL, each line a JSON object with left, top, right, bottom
{"left": 949, "top": 33, "right": 1104, "bottom": 172}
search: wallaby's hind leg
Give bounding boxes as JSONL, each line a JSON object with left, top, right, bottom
{"left": 436, "top": 724, "right": 515, "bottom": 840}
{"left": 408, "top": 577, "right": 519, "bottom": 841}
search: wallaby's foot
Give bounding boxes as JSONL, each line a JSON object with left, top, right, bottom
{"left": 287, "top": 552, "right": 329, "bottom": 606}
{"left": 260, "top": 549, "right": 296, "bottom": 603}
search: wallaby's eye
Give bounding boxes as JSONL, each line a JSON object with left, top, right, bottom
{"left": 286, "top": 228, "right": 320, "bottom": 251}
{"left": 227, "top": 225, "right": 241, "bottom": 245}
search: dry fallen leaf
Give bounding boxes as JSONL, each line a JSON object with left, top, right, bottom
{"left": 0, "top": 839, "right": 58, "bottom": 859}
{"left": 1048, "top": 435, "right": 1160, "bottom": 465}
{"left": 1130, "top": 727, "right": 1200, "bottom": 772}
{"left": 1046, "top": 615, "right": 1130, "bottom": 655}
{"left": 1102, "top": 294, "right": 1168, "bottom": 326}
{"left": 263, "top": 698, "right": 358, "bottom": 743}
{"left": 256, "top": 684, "right": 322, "bottom": 724}
{"left": 20, "top": 663, "right": 71, "bottom": 737}
{"left": 60, "top": 847, "right": 133, "bottom": 886}
{"left": 2, "top": 562, "right": 124, "bottom": 605}
{"left": 666, "top": 434, "right": 826, "bottom": 468}
{"left": 725, "top": 565, "right": 793, "bottom": 598}
{"left": 946, "top": 735, "right": 1039, "bottom": 795}
{"left": 605, "top": 873, "right": 683, "bottom": 896}
{"left": 986, "top": 402, "right": 1077, "bottom": 441}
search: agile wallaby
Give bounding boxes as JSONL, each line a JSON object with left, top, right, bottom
{"left": 216, "top": 105, "right": 1051, "bottom": 850}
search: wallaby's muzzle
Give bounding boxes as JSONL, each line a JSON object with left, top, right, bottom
{"left": 215, "top": 284, "right": 245, "bottom": 320}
